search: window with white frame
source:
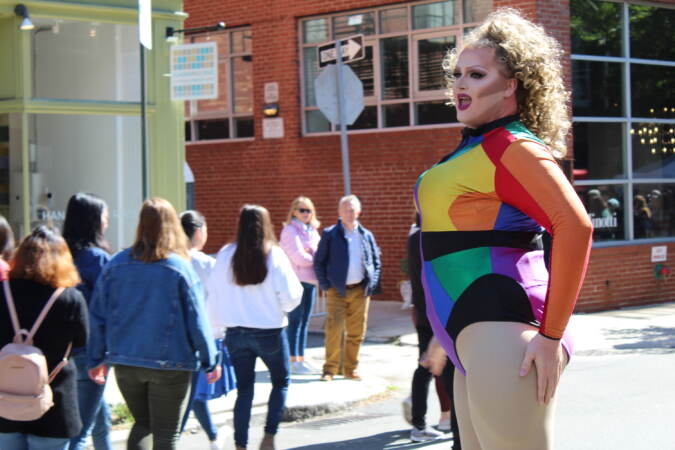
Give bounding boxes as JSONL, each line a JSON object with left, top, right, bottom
{"left": 571, "top": 0, "right": 675, "bottom": 242}
{"left": 184, "top": 28, "right": 253, "bottom": 142}
{"left": 299, "top": 0, "right": 493, "bottom": 134}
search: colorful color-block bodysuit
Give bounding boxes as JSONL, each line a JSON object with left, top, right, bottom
{"left": 414, "top": 115, "right": 592, "bottom": 374}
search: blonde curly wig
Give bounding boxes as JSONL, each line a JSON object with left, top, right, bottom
{"left": 443, "top": 8, "right": 570, "bottom": 158}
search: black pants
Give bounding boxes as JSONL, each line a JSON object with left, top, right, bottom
{"left": 412, "top": 326, "right": 448, "bottom": 428}
{"left": 411, "top": 326, "right": 461, "bottom": 448}
{"left": 442, "top": 361, "right": 461, "bottom": 450}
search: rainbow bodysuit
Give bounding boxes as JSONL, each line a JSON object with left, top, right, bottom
{"left": 414, "top": 115, "right": 592, "bottom": 374}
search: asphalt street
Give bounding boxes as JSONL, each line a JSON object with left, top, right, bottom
{"left": 110, "top": 303, "right": 675, "bottom": 449}
{"left": 170, "top": 335, "right": 675, "bottom": 449}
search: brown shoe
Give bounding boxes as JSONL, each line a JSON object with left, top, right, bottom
{"left": 344, "top": 371, "right": 362, "bottom": 381}
{"left": 260, "top": 432, "right": 276, "bottom": 450}
{"left": 320, "top": 372, "right": 334, "bottom": 381}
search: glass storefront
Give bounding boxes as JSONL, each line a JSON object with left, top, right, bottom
{"left": 28, "top": 114, "right": 142, "bottom": 249}
{"left": 0, "top": 0, "right": 186, "bottom": 250}
{"left": 571, "top": 0, "right": 675, "bottom": 242}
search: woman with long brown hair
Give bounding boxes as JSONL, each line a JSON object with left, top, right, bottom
{"left": 0, "top": 226, "right": 87, "bottom": 449}
{"left": 86, "top": 198, "right": 219, "bottom": 450}
{"left": 208, "top": 205, "right": 302, "bottom": 450}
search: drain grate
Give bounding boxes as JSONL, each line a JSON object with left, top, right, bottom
{"left": 293, "top": 413, "right": 389, "bottom": 430}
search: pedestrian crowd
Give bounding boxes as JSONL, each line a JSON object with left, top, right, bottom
{"left": 0, "top": 192, "right": 417, "bottom": 450}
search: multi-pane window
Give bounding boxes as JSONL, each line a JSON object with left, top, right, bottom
{"left": 184, "top": 28, "right": 253, "bottom": 142}
{"left": 299, "top": 1, "right": 493, "bottom": 134}
{"left": 571, "top": 0, "right": 675, "bottom": 242}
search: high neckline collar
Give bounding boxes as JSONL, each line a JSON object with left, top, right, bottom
{"left": 461, "top": 114, "right": 521, "bottom": 138}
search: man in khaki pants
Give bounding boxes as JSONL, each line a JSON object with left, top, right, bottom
{"left": 313, "top": 195, "right": 381, "bottom": 381}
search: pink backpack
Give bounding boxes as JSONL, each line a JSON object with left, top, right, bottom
{"left": 0, "top": 280, "right": 69, "bottom": 421}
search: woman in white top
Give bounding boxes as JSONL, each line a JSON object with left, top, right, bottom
{"left": 279, "top": 196, "right": 321, "bottom": 374}
{"left": 179, "top": 211, "right": 235, "bottom": 450}
{"left": 207, "top": 205, "right": 302, "bottom": 450}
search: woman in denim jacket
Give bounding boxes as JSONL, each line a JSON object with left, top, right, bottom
{"left": 279, "top": 196, "right": 321, "bottom": 374}
{"left": 87, "top": 198, "right": 220, "bottom": 450}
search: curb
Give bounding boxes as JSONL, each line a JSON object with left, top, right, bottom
{"left": 109, "top": 375, "right": 391, "bottom": 445}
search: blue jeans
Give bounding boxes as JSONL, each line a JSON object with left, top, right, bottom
{"left": 286, "top": 282, "right": 316, "bottom": 357}
{"left": 225, "top": 327, "right": 290, "bottom": 448}
{"left": 69, "top": 352, "right": 112, "bottom": 450}
{"left": 180, "top": 371, "right": 218, "bottom": 441}
{"left": 0, "top": 433, "right": 69, "bottom": 450}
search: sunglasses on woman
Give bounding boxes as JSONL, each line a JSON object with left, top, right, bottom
{"left": 297, "top": 208, "right": 311, "bottom": 214}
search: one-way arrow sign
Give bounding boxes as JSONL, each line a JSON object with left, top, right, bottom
{"left": 317, "top": 35, "right": 364, "bottom": 68}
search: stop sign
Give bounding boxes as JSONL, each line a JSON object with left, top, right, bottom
{"left": 314, "top": 64, "right": 364, "bottom": 126}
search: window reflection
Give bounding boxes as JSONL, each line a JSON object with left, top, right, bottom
{"left": 632, "top": 123, "right": 675, "bottom": 178}
{"left": 381, "top": 37, "right": 409, "bottom": 99}
{"left": 418, "top": 36, "right": 455, "bottom": 91}
{"left": 631, "top": 64, "right": 675, "bottom": 119}
{"left": 572, "top": 122, "right": 624, "bottom": 179}
{"left": 463, "top": 0, "right": 493, "bottom": 23}
{"left": 630, "top": 5, "right": 675, "bottom": 62}
{"left": 633, "top": 184, "right": 675, "bottom": 238}
{"left": 415, "top": 101, "right": 456, "bottom": 125}
{"left": 572, "top": 61, "right": 622, "bottom": 117}
{"left": 304, "top": 19, "right": 328, "bottom": 44}
{"left": 413, "top": 1, "right": 456, "bottom": 29}
{"left": 570, "top": 0, "right": 622, "bottom": 57}
{"left": 333, "top": 13, "right": 376, "bottom": 38}
{"left": 380, "top": 8, "right": 408, "bottom": 33}
{"left": 575, "top": 185, "right": 625, "bottom": 241}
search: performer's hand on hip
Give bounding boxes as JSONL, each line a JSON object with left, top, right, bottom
{"left": 519, "top": 333, "right": 566, "bottom": 404}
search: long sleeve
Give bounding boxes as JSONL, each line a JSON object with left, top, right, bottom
{"left": 87, "top": 271, "right": 108, "bottom": 368}
{"left": 313, "top": 232, "right": 330, "bottom": 290}
{"left": 280, "top": 225, "right": 314, "bottom": 268}
{"left": 181, "top": 276, "right": 217, "bottom": 371}
{"left": 496, "top": 140, "right": 593, "bottom": 339}
{"left": 369, "top": 232, "right": 382, "bottom": 290}
{"left": 270, "top": 246, "right": 303, "bottom": 313}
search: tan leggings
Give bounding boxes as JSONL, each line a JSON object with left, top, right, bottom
{"left": 454, "top": 322, "right": 566, "bottom": 450}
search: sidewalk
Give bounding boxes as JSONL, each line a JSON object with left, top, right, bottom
{"left": 105, "top": 299, "right": 675, "bottom": 444}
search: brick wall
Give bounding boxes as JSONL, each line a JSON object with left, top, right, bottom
{"left": 184, "top": 0, "right": 675, "bottom": 310}
{"left": 578, "top": 243, "right": 675, "bottom": 312}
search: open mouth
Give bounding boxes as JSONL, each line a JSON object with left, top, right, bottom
{"left": 457, "top": 94, "right": 472, "bottom": 111}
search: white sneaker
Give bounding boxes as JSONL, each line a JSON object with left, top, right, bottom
{"left": 410, "top": 426, "right": 445, "bottom": 442}
{"left": 292, "top": 361, "right": 312, "bottom": 374}
{"left": 299, "top": 360, "right": 321, "bottom": 374}
{"left": 437, "top": 417, "right": 451, "bottom": 432}
{"left": 402, "top": 396, "right": 413, "bottom": 425}
{"left": 209, "top": 441, "right": 220, "bottom": 450}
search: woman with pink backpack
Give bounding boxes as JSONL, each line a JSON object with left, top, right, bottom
{"left": 0, "top": 226, "right": 88, "bottom": 450}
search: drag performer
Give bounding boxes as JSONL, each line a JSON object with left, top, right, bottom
{"left": 417, "top": 9, "right": 593, "bottom": 449}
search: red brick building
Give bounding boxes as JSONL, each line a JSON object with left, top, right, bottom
{"left": 182, "top": 0, "right": 675, "bottom": 311}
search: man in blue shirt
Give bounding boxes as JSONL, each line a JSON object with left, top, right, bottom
{"left": 314, "top": 195, "right": 381, "bottom": 381}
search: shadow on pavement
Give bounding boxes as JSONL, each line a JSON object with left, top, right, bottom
{"left": 287, "top": 429, "right": 454, "bottom": 449}
{"left": 606, "top": 326, "right": 675, "bottom": 353}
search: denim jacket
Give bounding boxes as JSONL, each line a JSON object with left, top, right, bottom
{"left": 87, "top": 249, "right": 217, "bottom": 372}
{"left": 314, "top": 220, "right": 382, "bottom": 297}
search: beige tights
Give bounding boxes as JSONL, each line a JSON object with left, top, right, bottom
{"left": 453, "top": 322, "right": 564, "bottom": 450}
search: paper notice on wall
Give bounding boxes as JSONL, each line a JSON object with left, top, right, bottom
{"left": 139, "top": 0, "right": 152, "bottom": 49}
{"left": 651, "top": 246, "right": 667, "bottom": 262}
{"left": 263, "top": 118, "right": 284, "bottom": 139}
